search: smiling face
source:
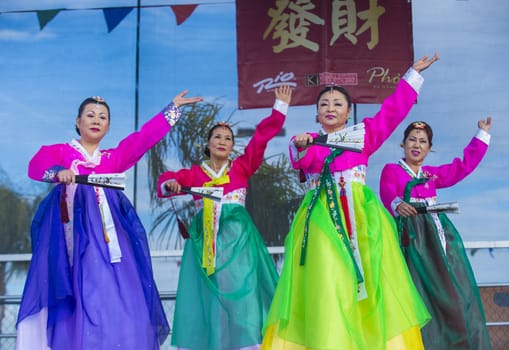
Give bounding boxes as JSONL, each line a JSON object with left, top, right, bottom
{"left": 403, "top": 128, "right": 431, "bottom": 171}
{"left": 76, "top": 102, "right": 110, "bottom": 145}
{"left": 316, "top": 88, "right": 352, "bottom": 133}
{"left": 207, "top": 126, "right": 234, "bottom": 162}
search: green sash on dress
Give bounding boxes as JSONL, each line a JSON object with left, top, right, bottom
{"left": 300, "top": 149, "right": 363, "bottom": 283}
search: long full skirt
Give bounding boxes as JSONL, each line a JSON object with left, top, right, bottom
{"left": 398, "top": 211, "right": 492, "bottom": 349}
{"left": 16, "top": 185, "right": 169, "bottom": 350}
{"left": 262, "top": 183, "right": 430, "bottom": 350}
{"left": 171, "top": 203, "right": 278, "bottom": 350}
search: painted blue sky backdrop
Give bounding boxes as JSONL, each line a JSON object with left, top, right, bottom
{"left": 1, "top": 0, "right": 508, "bottom": 282}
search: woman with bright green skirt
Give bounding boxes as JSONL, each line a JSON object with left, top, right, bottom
{"left": 261, "top": 54, "right": 439, "bottom": 350}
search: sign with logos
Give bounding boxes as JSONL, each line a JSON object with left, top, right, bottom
{"left": 236, "top": 0, "right": 414, "bottom": 109}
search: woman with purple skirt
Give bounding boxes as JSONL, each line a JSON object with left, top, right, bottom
{"left": 16, "top": 91, "right": 202, "bottom": 350}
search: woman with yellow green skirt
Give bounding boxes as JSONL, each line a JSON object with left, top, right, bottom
{"left": 261, "top": 53, "right": 439, "bottom": 350}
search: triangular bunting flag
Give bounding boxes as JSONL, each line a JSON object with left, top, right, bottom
{"left": 103, "top": 7, "right": 133, "bottom": 33}
{"left": 36, "top": 9, "right": 63, "bottom": 30}
{"left": 170, "top": 4, "right": 198, "bottom": 26}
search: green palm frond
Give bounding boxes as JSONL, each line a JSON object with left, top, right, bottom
{"left": 146, "top": 102, "right": 306, "bottom": 249}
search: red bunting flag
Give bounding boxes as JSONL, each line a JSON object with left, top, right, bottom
{"left": 170, "top": 4, "right": 198, "bottom": 26}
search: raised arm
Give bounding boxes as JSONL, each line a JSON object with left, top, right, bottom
{"left": 363, "top": 53, "right": 439, "bottom": 155}
{"left": 478, "top": 116, "right": 492, "bottom": 132}
{"left": 431, "top": 117, "right": 492, "bottom": 189}
{"left": 236, "top": 85, "right": 291, "bottom": 176}
{"left": 412, "top": 52, "right": 440, "bottom": 73}
{"left": 172, "top": 90, "right": 204, "bottom": 108}
{"left": 109, "top": 91, "right": 202, "bottom": 172}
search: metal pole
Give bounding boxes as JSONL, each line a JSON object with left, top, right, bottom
{"left": 133, "top": 0, "right": 141, "bottom": 210}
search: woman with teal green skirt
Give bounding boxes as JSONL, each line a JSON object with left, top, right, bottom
{"left": 261, "top": 54, "right": 439, "bottom": 350}
{"left": 380, "top": 118, "right": 493, "bottom": 349}
{"left": 157, "top": 86, "right": 292, "bottom": 350}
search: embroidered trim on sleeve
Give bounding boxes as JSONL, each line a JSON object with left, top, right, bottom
{"left": 162, "top": 103, "right": 182, "bottom": 126}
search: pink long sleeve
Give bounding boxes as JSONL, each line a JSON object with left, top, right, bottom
{"left": 379, "top": 165, "right": 401, "bottom": 215}
{"left": 104, "top": 113, "right": 171, "bottom": 171}
{"left": 28, "top": 144, "right": 73, "bottom": 181}
{"left": 290, "top": 75, "right": 419, "bottom": 174}
{"left": 29, "top": 112, "right": 173, "bottom": 181}
{"left": 235, "top": 109, "right": 285, "bottom": 178}
{"left": 157, "top": 165, "right": 204, "bottom": 198}
{"left": 424, "top": 137, "right": 488, "bottom": 189}
{"left": 380, "top": 133, "right": 489, "bottom": 216}
{"left": 157, "top": 108, "right": 286, "bottom": 198}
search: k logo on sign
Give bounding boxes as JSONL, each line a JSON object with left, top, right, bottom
{"left": 305, "top": 74, "right": 320, "bottom": 87}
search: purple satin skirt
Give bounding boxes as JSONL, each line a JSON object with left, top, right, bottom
{"left": 16, "top": 185, "right": 169, "bottom": 349}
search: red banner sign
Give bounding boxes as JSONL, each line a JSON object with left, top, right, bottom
{"left": 236, "top": 0, "right": 414, "bottom": 109}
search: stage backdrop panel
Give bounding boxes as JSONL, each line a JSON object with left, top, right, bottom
{"left": 236, "top": 0, "right": 414, "bottom": 109}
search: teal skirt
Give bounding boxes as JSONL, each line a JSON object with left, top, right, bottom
{"left": 398, "top": 211, "right": 492, "bottom": 349}
{"left": 171, "top": 203, "right": 278, "bottom": 350}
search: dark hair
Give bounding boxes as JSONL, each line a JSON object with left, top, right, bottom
{"left": 403, "top": 121, "right": 433, "bottom": 146}
{"left": 75, "top": 96, "right": 111, "bottom": 135}
{"left": 316, "top": 85, "right": 353, "bottom": 109}
{"left": 204, "top": 123, "right": 235, "bottom": 157}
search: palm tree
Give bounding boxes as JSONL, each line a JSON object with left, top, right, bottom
{"left": 245, "top": 155, "right": 305, "bottom": 246}
{"left": 147, "top": 102, "right": 226, "bottom": 249}
{"left": 0, "top": 183, "right": 41, "bottom": 335}
{"left": 146, "top": 102, "right": 305, "bottom": 249}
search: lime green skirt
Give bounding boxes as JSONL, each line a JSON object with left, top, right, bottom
{"left": 262, "top": 183, "right": 430, "bottom": 350}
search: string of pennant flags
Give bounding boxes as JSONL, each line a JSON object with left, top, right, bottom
{"left": 0, "top": 2, "right": 231, "bottom": 32}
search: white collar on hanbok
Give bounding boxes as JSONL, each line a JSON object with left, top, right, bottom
{"left": 201, "top": 160, "right": 230, "bottom": 179}
{"left": 398, "top": 158, "right": 425, "bottom": 179}
{"left": 70, "top": 139, "right": 101, "bottom": 165}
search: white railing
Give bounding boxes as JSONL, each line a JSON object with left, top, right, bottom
{"left": 1, "top": 240, "right": 508, "bottom": 262}
{"left": 0, "top": 242, "right": 508, "bottom": 347}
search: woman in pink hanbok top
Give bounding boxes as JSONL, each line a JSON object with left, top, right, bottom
{"left": 16, "top": 91, "right": 202, "bottom": 350}
{"left": 157, "top": 86, "right": 292, "bottom": 350}
{"left": 261, "top": 54, "right": 440, "bottom": 350}
{"left": 379, "top": 118, "right": 493, "bottom": 350}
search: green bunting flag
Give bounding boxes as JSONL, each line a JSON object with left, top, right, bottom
{"left": 36, "top": 9, "right": 63, "bottom": 30}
